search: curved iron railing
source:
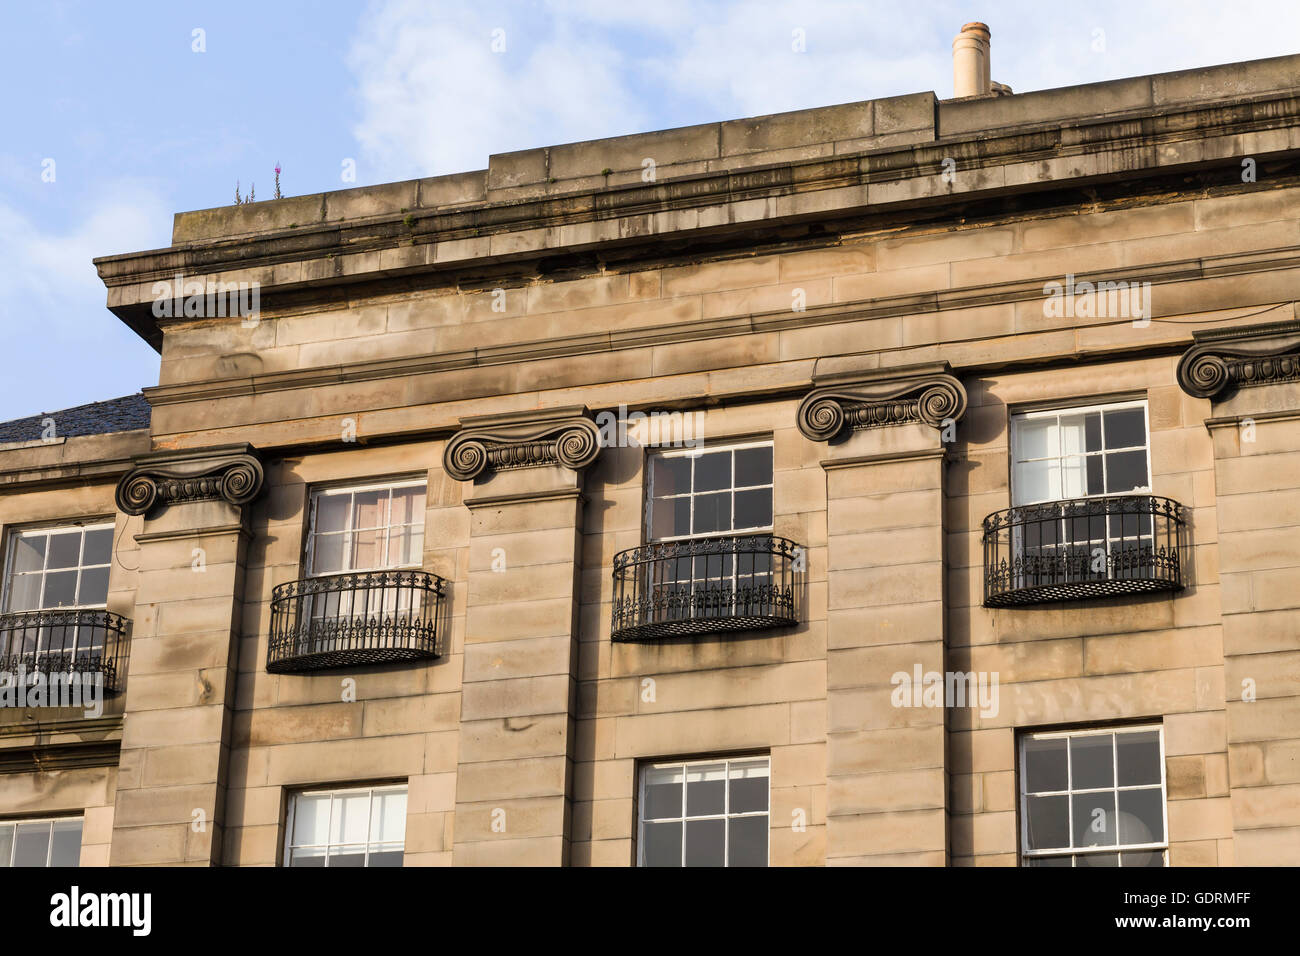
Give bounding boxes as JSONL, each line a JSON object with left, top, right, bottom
{"left": 0, "top": 609, "right": 129, "bottom": 694}
{"left": 268, "top": 570, "right": 445, "bottom": 673}
{"left": 611, "top": 535, "right": 803, "bottom": 642}
{"left": 982, "top": 495, "right": 1187, "bottom": 607}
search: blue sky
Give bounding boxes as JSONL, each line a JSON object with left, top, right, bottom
{"left": 2, "top": 0, "right": 1297, "bottom": 422}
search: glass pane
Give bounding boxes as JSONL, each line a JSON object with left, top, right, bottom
{"left": 1024, "top": 855, "right": 1071, "bottom": 867}
{"left": 0, "top": 825, "right": 11, "bottom": 866}
{"left": 369, "top": 790, "right": 407, "bottom": 845}
{"left": 728, "top": 760, "right": 769, "bottom": 814}
{"left": 1070, "top": 734, "right": 1114, "bottom": 790}
{"left": 1106, "top": 450, "right": 1148, "bottom": 493}
{"left": 77, "top": 567, "right": 109, "bottom": 607}
{"left": 11, "top": 535, "right": 46, "bottom": 573}
{"left": 1117, "top": 788, "right": 1165, "bottom": 845}
{"left": 42, "top": 571, "right": 78, "bottom": 608}
{"left": 46, "top": 532, "right": 82, "bottom": 570}
{"left": 1014, "top": 460, "right": 1056, "bottom": 506}
{"left": 642, "top": 821, "right": 681, "bottom": 866}
{"left": 1084, "top": 412, "right": 1103, "bottom": 452}
{"left": 643, "top": 766, "right": 683, "bottom": 820}
{"left": 1016, "top": 418, "right": 1056, "bottom": 461}
{"left": 1104, "top": 408, "right": 1146, "bottom": 450}
{"left": 1025, "top": 794, "right": 1070, "bottom": 851}
{"left": 388, "top": 487, "right": 425, "bottom": 527}
{"left": 7, "top": 574, "right": 42, "bottom": 612}
{"left": 315, "top": 494, "right": 351, "bottom": 534}
{"left": 387, "top": 530, "right": 421, "bottom": 568}
{"left": 368, "top": 847, "right": 404, "bottom": 867}
{"left": 326, "top": 847, "right": 366, "bottom": 867}
{"left": 1086, "top": 456, "right": 1105, "bottom": 496}
{"left": 13, "top": 823, "right": 51, "bottom": 866}
{"left": 727, "top": 815, "right": 768, "bottom": 866}
{"left": 733, "top": 489, "right": 772, "bottom": 530}
{"left": 292, "top": 794, "right": 331, "bottom": 846}
{"left": 1023, "top": 737, "right": 1068, "bottom": 793}
{"left": 684, "top": 819, "right": 725, "bottom": 867}
{"left": 1072, "top": 792, "right": 1117, "bottom": 847}
{"left": 692, "top": 493, "right": 730, "bottom": 534}
{"left": 734, "top": 446, "right": 772, "bottom": 488}
{"left": 1121, "top": 850, "right": 1165, "bottom": 867}
{"left": 686, "top": 763, "right": 726, "bottom": 816}
{"left": 1058, "top": 413, "right": 1089, "bottom": 455}
{"left": 1077, "top": 852, "right": 1119, "bottom": 867}
{"left": 330, "top": 791, "right": 370, "bottom": 845}
{"left": 82, "top": 528, "right": 112, "bottom": 567}
{"left": 351, "top": 530, "right": 383, "bottom": 570}
{"left": 352, "top": 490, "right": 387, "bottom": 529}
{"left": 290, "top": 847, "right": 327, "bottom": 867}
{"left": 49, "top": 820, "right": 82, "bottom": 867}
{"left": 694, "top": 452, "right": 732, "bottom": 493}
{"left": 312, "top": 533, "right": 346, "bottom": 574}
{"left": 650, "top": 455, "right": 691, "bottom": 498}
{"left": 1060, "top": 455, "right": 1086, "bottom": 498}
{"left": 1116, "top": 731, "right": 1161, "bottom": 787}
{"left": 650, "top": 496, "right": 691, "bottom": 540}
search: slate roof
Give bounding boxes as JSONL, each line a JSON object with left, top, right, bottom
{"left": 0, "top": 394, "right": 151, "bottom": 443}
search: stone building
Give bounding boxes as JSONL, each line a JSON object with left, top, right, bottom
{"left": 1, "top": 28, "right": 1298, "bottom": 867}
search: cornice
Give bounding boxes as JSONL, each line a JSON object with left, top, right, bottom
{"left": 139, "top": 243, "right": 1300, "bottom": 410}
{"left": 797, "top": 362, "right": 968, "bottom": 441}
{"left": 443, "top": 407, "right": 600, "bottom": 481}
{"left": 115, "top": 443, "right": 265, "bottom": 517}
{"left": 1176, "top": 319, "right": 1300, "bottom": 398}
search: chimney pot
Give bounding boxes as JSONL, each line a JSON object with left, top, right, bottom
{"left": 953, "top": 21, "right": 992, "bottom": 97}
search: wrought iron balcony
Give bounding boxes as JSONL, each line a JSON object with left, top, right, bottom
{"left": 267, "top": 570, "right": 446, "bottom": 673}
{"left": 0, "top": 609, "right": 129, "bottom": 693}
{"left": 982, "top": 495, "right": 1188, "bottom": 607}
{"left": 611, "top": 534, "right": 803, "bottom": 643}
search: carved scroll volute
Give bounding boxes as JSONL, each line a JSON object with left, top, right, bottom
{"left": 1176, "top": 321, "right": 1300, "bottom": 399}
{"left": 797, "top": 372, "right": 967, "bottom": 442}
{"left": 115, "top": 447, "right": 265, "bottom": 517}
{"left": 443, "top": 411, "right": 601, "bottom": 481}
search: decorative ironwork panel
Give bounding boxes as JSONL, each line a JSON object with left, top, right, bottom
{"left": 0, "top": 609, "right": 130, "bottom": 693}
{"left": 268, "top": 570, "right": 445, "bottom": 673}
{"left": 611, "top": 535, "right": 803, "bottom": 642}
{"left": 982, "top": 495, "right": 1188, "bottom": 607}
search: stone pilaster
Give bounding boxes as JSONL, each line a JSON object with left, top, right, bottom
{"left": 109, "top": 444, "right": 264, "bottom": 865}
{"left": 1178, "top": 319, "right": 1300, "bottom": 864}
{"left": 445, "top": 408, "right": 599, "bottom": 866}
{"left": 799, "top": 363, "right": 965, "bottom": 865}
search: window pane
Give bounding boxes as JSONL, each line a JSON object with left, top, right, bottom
{"left": 642, "top": 821, "right": 681, "bottom": 866}
{"left": 46, "top": 532, "right": 82, "bottom": 570}
{"left": 330, "top": 792, "right": 370, "bottom": 845}
{"left": 1014, "top": 460, "right": 1056, "bottom": 506}
{"left": 352, "top": 490, "right": 387, "bottom": 529}
{"left": 1104, "top": 408, "right": 1146, "bottom": 450}
{"left": 728, "top": 761, "right": 769, "bottom": 814}
{"left": 1077, "top": 852, "right": 1120, "bottom": 866}
{"left": 1058, "top": 414, "right": 1089, "bottom": 456}
{"left": 290, "top": 847, "right": 327, "bottom": 867}
{"left": 1121, "top": 850, "right": 1165, "bottom": 867}
{"left": 727, "top": 815, "right": 768, "bottom": 866}
{"left": 1086, "top": 456, "right": 1105, "bottom": 496}
{"left": 692, "top": 493, "right": 730, "bottom": 534}
{"left": 7, "top": 574, "right": 41, "bottom": 612}
{"left": 1023, "top": 737, "right": 1068, "bottom": 793}
{"left": 1024, "top": 855, "right": 1071, "bottom": 867}
{"left": 686, "top": 763, "right": 726, "bottom": 816}
{"left": 293, "top": 794, "right": 331, "bottom": 846}
{"left": 1060, "top": 455, "right": 1087, "bottom": 498}
{"left": 1072, "top": 791, "right": 1117, "bottom": 847}
{"left": 1106, "top": 450, "right": 1148, "bottom": 493}
{"left": 315, "top": 494, "right": 351, "bottom": 534}
{"left": 49, "top": 820, "right": 81, "bottom": 867}
{"left": 650, "top": 497, "right": 690, "bottom": 540}
{"left": 0, "top": 825, "right": 11, "bottom": 866}
{"left": 82, "top": 528, "right": 112, "bottom": 567}
{"left": 11, "top": 535, "right": 46, "bottom": 573}
{"left": 1117, "top": 789, "right": 1165, "bottom": 845}
{"left": 351, "top": 530, "right": 383, "bottom": 570}
{"left": 12, "top": 823, "right": 50, "bottom": 866}
{"left": 388, "top": 488, "right": 425, "bottom": 527}
{"left": 1016, "top": 419, "right": 1056, "bottom": 461}
{"left": 643, "top": 766, "right": 683, "bottom": 820}
{"left": 312, "top": 533, "right": 346, "bottom": 574}
{"left": 386, "top": 530, "right": 421, "bottom": 568}
{"left": 1084, "top": 412, "right": 1103, "bottom": 452}
{"left": 1025, "top": 794, "right": 1070, "bottom": 851}
{"left": 1116, "top": 731, "right": 1161, "bottom": 787}
{"left": 684, "top": 819, "right": 725, "bottom": 867}
{"left": 650, "top": 455, "right": 691, "bottom": 498}
{"left": 367, "top": 847, "right": 404, "bottom": 867}
{"left": 734, "top": 446, "right": 772, "bottom": 487}
{"left": 693, "top": 452, "right": 731, "bottom": 493}
{"left": 1070, "top": 734, "right": 1114, "bottom": 790}
{"left": 42, "top": 571, "right": 77, "bottom": 608}
{"left": 733, "top": 489, "right": 772, "bottom": 530}
{"left": 327, "top": 847, "right": 366, "bottom": 867}
{"left": 370, "top": 790, "right": 407, "bottom": 845}
{"left": 77, "top": 567, "right": 109, "bottom": 607}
